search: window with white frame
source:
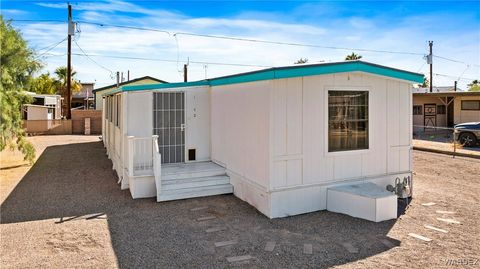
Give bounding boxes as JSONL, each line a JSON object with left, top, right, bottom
{"left": 328, "top": 90, "right": 369, "bottom": 152}
{"left": 413, "top": 105, "right": 422, "bottom": 115}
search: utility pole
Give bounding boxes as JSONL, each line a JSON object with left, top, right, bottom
{"left": 183, "top": 64, "right": 188, "bottom": 82}
{"left": 66, "top": 4, "right": 73, "bottom": 119}
{"left": 428, "top": 41, "right": 433, "bottom": 93}
{"left": 116, "top": 72, "right": 120, "bottom": 88}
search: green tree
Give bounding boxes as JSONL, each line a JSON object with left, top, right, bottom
{"left": 0, "top": 16, "right": 40, "bottom": 162}
{"left": 419, "top": 77, "right": 429, "bottom": 88}
{"left": 30, "top": 73, "right": 57, "bottom": 94}
{"left": 294, "top": 58, "right": 308, "bottom": 64}
{"left": 345, "top": 52, "right": 362, "bottom": 60}
{"left": 467, "top": 80, "right": 480, "bottom": 92}
{"left": 53, "top": 66, "right": 82, "bottom": 115}
{"left": 54, "top": 66, "right": 82, "bottom": 96}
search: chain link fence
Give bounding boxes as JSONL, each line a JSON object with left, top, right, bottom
{"left": 413, "top": 125, "right": 480, "bottom": 159}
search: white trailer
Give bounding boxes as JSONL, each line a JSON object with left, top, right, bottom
{"left": 102, "top": 61, "right": 423, "bottom": 221}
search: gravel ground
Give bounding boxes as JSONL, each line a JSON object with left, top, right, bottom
{"left": 1, "top": 136, "right": 479, "bottom": 268}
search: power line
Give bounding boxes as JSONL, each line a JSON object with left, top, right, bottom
{"left": 433, "top": 73, "right": 476, "bottom": 82}
{"left": 77, "top": 20, "right": 171, "bottom": 35}
{"left": 174, "top": 32, "right": 425, "bottom": 56}
{"left": 39, "top": 52, "right": 479, "bottom": 83}
{"left": 78, "top": 20, "right": 424, "bottom": 56}
{"left": 44, "top": 52, "right": 273, "bottom": 68}
{"left": 36, "top": 37, "right": 67, "bottom": 57}
{"left": 73, "top": 41, "right": 114, "bottom": 76}
{"left": 9, "top": 19, "right": 66, "bottom": 23}
{"left": 433, "top": 55, "right": 480, "bottom": 68}
{"left": 10, "top": 19, "right": 479, "bottom": 69}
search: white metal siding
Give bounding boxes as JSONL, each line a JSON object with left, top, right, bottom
{"left": 185, "top": 87, "right": 211, "bottom": 162}
{"left": 211, "top": 81, "right": 270, "bottom": 189}
{"left": 127, "top": 91, "right": 153, "bottom": 137}
{"left": 271, "top": 73, "right": 413, "bottom": 190}
{"left": 271, "top": 78, "right": 303, "bottom": 188}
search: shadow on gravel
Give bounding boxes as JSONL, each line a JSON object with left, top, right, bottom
{"left": 1, "top": 141, "right": 401, "bottom": 268}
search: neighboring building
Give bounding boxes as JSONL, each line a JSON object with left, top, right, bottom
{"left": 92, "top": 76, "right": 167, "bottom": 110}
{"left": 412, "top": 86, "right": 458, "bottom": 93}
{"left": 412, "top": 87, "right": 480, "bottom": 130}
{"left": 23, "top": 92, "right": 62, "bottom": 120}
{"left": 102, "top": 61, "right": 423, "bottom": 222}
{"left": 72, "top": 82, "right": 95, "bottom": 109}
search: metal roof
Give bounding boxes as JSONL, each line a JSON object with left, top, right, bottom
{"left": 93, "top": 76, "right": 168, "bottom": 93}
{"left": 112, "top": 61, "right": 424, "bottom": 95}
{"left": 413, "top": 91, "right": 480, "bottom": 96}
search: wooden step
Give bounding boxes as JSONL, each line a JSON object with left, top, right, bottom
{"left": 159, "top": 184, "right": 233, "bottom": 201}
{"left": 162, "top": 175, "right": 230, "bottom": 190}
{"left": 161, "top": 165, "right": 226, "bottom": 180}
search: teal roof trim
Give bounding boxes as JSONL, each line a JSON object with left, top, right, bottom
{"left": 107, "top": 61, "right": 423, "bottom": 95}
{"left": 122, "top": 80, "right": 209, "bottom": 91}
{"left": 102, "top": 88, "right": 121, "bottom": 96}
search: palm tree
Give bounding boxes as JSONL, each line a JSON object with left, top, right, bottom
{"left": 294, "top": 58, "right": 308, "bottom": 64}
{"left": 54, "top": 67, "right": 82, "bottom": 116}
{"left": 54, "top": 66, "right": 82, "bottom": 96}
{"left": 345, "top": 53, "right": 362, "bottom": 61}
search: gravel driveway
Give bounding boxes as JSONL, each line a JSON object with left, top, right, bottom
{"left": 1, "top": 136, "right": 479, "bottom": 268}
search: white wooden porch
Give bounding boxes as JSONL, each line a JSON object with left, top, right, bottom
{"left": 104, "top": 131, "right": 232, "bottom": 201}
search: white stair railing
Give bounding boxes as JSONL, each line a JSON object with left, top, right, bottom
{"left": 127, "top": 136, "right": 154, "bottom": 176}
{"left": 152, "top": 135, "right": 162, "bottom": 201}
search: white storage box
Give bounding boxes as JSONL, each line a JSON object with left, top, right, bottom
{"left": 327, "top": 183, "right": 397, "bottom": 222}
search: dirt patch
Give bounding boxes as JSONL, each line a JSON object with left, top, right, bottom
{"left": 1, "top": 136, "right": 479, "bottom": 268}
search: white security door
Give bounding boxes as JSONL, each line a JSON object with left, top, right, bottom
{"left": 153, "top": 92, "right": 185, "bottom": 163}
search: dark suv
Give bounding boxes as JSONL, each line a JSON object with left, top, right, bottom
{"left": 454, "top": 122, "right": 480, "bottom": 147}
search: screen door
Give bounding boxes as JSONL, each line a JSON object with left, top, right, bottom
{"left": 424, "top": 103, "right": 437, "bottom": 128}
{"left": 153, "top": 92, "right": 185, "bottom": 163}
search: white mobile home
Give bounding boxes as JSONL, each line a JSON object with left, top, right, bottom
{"left": 102, "top": 61, "right": 423, "bottom": 221}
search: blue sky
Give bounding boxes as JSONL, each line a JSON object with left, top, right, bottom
{"left": 2, "top": 0, "right": 479, "bottom": 89}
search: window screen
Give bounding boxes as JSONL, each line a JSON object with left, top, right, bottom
{"left": 461, "top": 100, "right": 480, "bottom": 110}
{"left": 328, "top": 91, "right": 369, "bottom": 152}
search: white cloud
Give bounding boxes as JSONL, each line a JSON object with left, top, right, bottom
{"left": 1, "top": 9, "right": 29, "bottom": 16}
{"left": 15, "top": 0, "right": 478, "bottom": 90}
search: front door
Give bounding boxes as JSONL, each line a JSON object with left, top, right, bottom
{"left": 153, "top": 92, "right": 185, "bottom": 164}
{"left": 424, "top": 103, "right": 437, "bottom": 129}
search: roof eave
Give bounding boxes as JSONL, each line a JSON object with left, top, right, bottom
{"left": 109, "top": 61, "right": 424, "bottom": 94}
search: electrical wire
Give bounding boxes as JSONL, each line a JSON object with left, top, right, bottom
{"left": 78, "top": 20, "right": 424, "bottom": 56}
{"left": 77, "top": 20, "right": 171, "bottom": 36}
{"left": 433, "top": 55, "right": 480, "bottom": 68}
{"left": 433, "top": 73, "right": 476, "bottom": 82}
{"left": 73, "top": 40, "right": 115, "bottom": 77}
{"left": 37, "top": 37, "right": 68, "bottom": 57}
{"left": 43, "top": 52, "right": 273, "bottom": 68}
{"left": 9, "top": 19, "right": 66, "bottom": 23}
{"left": 11, "top": 19, "right": 479, "bottom": 67}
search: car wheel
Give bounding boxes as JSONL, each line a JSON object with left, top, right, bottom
{"left": 459, "top": 132, "right": 477, "bottom": 147}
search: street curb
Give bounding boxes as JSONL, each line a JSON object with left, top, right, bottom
{"left": 413, "top": 146, "right": 480, "bottom": 159}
